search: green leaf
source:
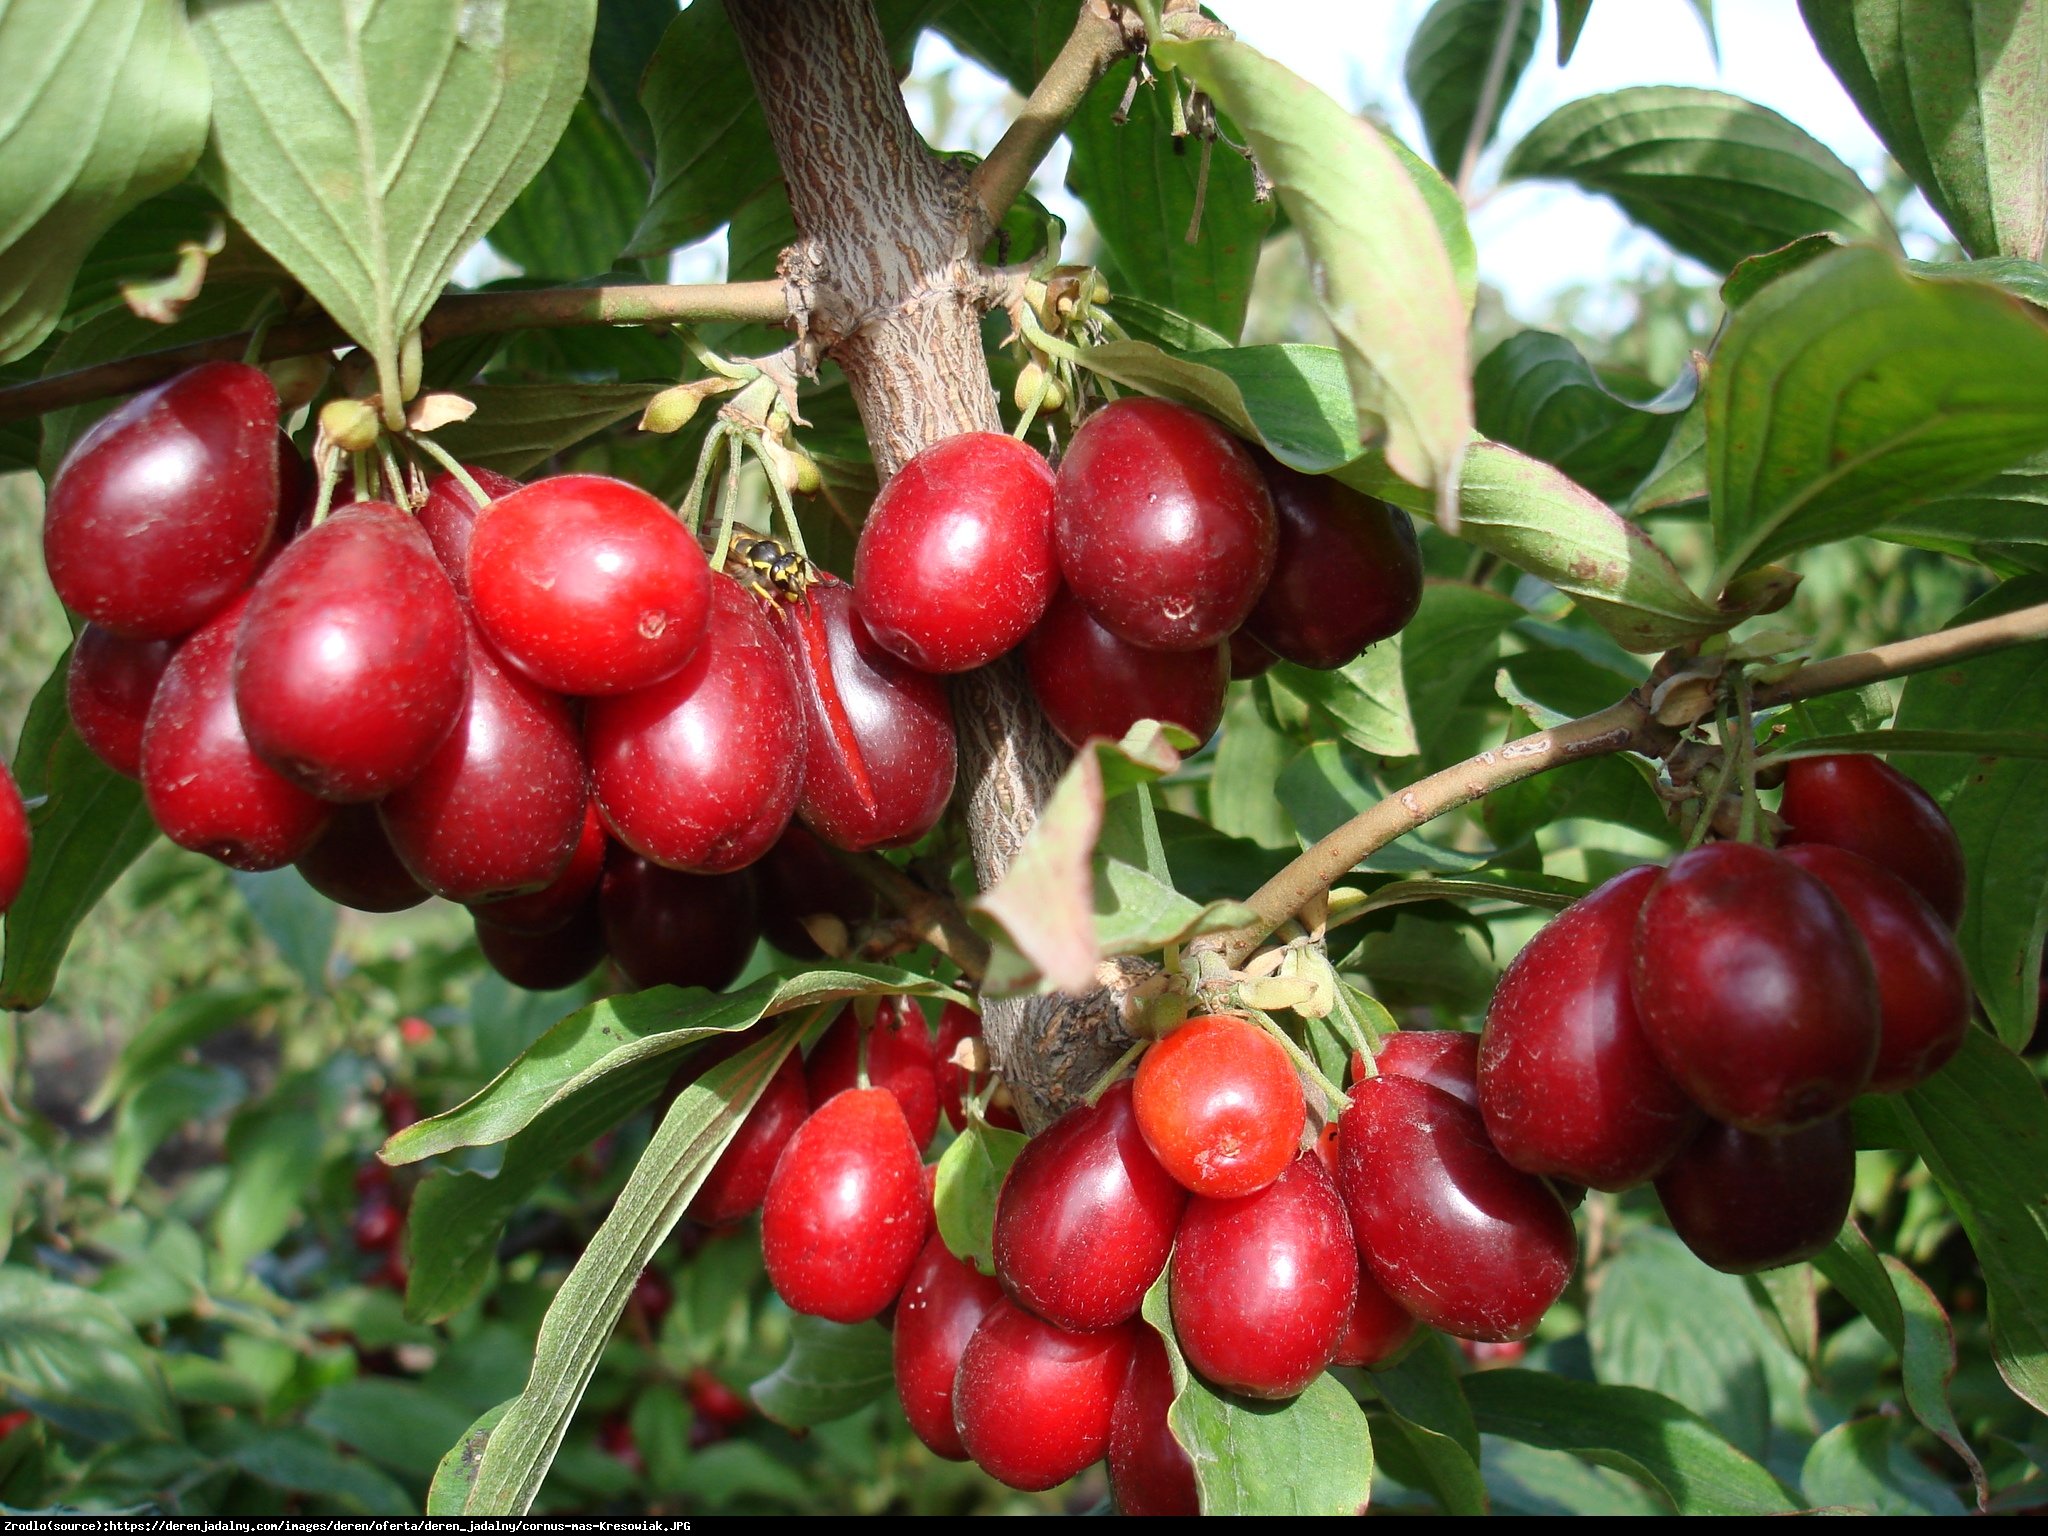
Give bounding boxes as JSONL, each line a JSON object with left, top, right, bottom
{"left": 1879, "top": 448, "right": 2048, "bottom": 569}
{"left": 189, "top": 0, "right": 594, "bottom": 412}
{"left": 1463, "top": 1370, "right": 1798, "bottom": 1514}
{"left": 216, "top": 1078, "right": 325, "bottom": 1270}
{"left": 429, "top": 1401, "right": 511, "bottom": 1516}
{"left": 0, "top": 0, "right": 211, "bottom": 361}
{"left": 1209, "top": 690, "right": 1297, "bottom": 850}
{"left": 229, "top": 867, "right": 336, "bottom": 995}
{"left": 1894, "top": 575, "right": 2048, "bottom": 1048}
{"left": 110, "top": 1067, "right": 244, "bottom": 1205}
{"left": 1800, "top": 1418, "right": 1968, "bottom": 1515}
{"left": 1269, "top": 645, "right": 1416, "bottom": 760}
{"left": 87, "top": 981, "right": 286, "bottom": 1118}
{"left": 0, "top": 1266, "right": 176, "bottom": 1443}
{"left": 749, "top": 1315, "right": 895, "bottom": 1431}
{"left": 489, "top": 96, "right": 649, "bottom": 279}
{"left": 1474, "top": 331, "right": 1698, "bottom": 503}
{"left": 423, "top": 381, "right": 665, "bottom": 475}
{"left": 1405, "top": 0, "right": 1541, "bottom": 176}
{"left": 933, "top": 0, "right": 1079, "bottom": 94}
{"left": 306, "top": 1379, "right": 481, "bottom": 1482}
{"left": 207, "top": 1421, "right": 412, "bottom": 1516}
{"left": 1105, "top": 296, "right": 1233, "bottom": 354}
{"left": 1799, "top": 0, "right": 2046, "bottom": 262}
{"left": 1156, "top": 35, "right": 1473, "bottom": 519}
{"left": 1503, "top": 86, "right": 1897, "bottom": 274}
{"left": 1402, "top": 584, "right": 1527, "bottom": 765}
{"left": 1276, "top": 742, "right": 1492, "bottom": 876}
{"left": 1554, "top": 0, "right": 1594, "bottom": 63}
{"left": 1706, "top": 245, "right": 2048, "bottom": 586}
{"left": 1364, "top": 1334, "right": 1489, "bottom": 1515}
{"left": 935, "top": 1118, "right": 1028, "bottom": 1275}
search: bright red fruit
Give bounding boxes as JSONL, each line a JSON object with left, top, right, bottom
{"left": 475, "top": 898, "right": 606, "bottom": 991}
{"left": 953, "top": 1301, "right": 1135, "bottom": 1491}
{"left": 599, "top": 848, "right": 760, "bottom": 992}
{"left": 467, "top": 474, "right": 711, "bottom": 696}
{"left": 377, "top": 627, "right": 587, "bottom": 903}
{"left": 416, "top": 467, "right": 521, "bottom": 601}
{"left": 1656, "top": 1115, "right": 1854, "bottom": 1273}
{"left": 1247, "top": 459, "right": 1423, "bottom": 669}
{"left": 44, "top": 362, "right": 280, "bottom": 638}
{"left": 756, "top": 823, "right": 878, "bottom": 957}
{"left": 893, "top": 1231, "right": 1005, "bottom": 1460}
{"left": 1480, "top": 867, "right": 1701, "bottom": 1190}
{"left": 1169, "top": 1154, "right": 1357, "bottom": 1398}
{"left": 67, "top": 626, "right": 175, "bottom": 778}
{"left": 233, "top": 502, "right": 469, "bottom": 801}
{"left": 1631, "top": 842, "right": 1879, "bottom": 1132}
{"left": 761, "top": 1086, "right": 928, "bottom": 1323}
{"left": 1778, "top": 754, "right": 1965, "bottom": 927}
{"left": 853, "top": 433, "right": 1058, "bottom": 673}
{"left": 688, "top": 1053, "right": 810, "bottom": 1226}
{"left": 472, "top": 801, "right": 607, "bottom": 935}
{"left": 767, "top": 577, "right": 956, "bottom": 851}
{"left": 141, "top": 597, "right": 330, "bottom": 871}
{"left": 1133, "top": 1015, "right": 1305, "bottom": 1198}
{"left": 1778, "top": 845, "right": 1970, "bottom": 1094}
{"left": 991, "top": 1079, "right": 1187, "bottom": 1331}
{"left": 296, "top": 805, "right": 429, "bottom": 912}
{"left": 936, "top": 1001, "right": 1022, "bottom": 1132}
{"left": 1024, "top": 589, "right": 1228, "bottom": 749}
{"left": 587, "top": 574, "right": 804, "bottom": 873}
{"left": 805, "top": 999, "right": 940, "bottom": 1150}
{"left": 0, "top": 767, "right": 27, "bottom": 914}
{"left": 1337, "top": 1074, "right": 1576, "bottom": 1342}
{"left": 1367, "top": 1029, "right": 1480, "bottom": 1108}
{"left": 1052, "top": 397, "right": 1276, "bottom": 651}
{"left": 1333, "top": 1262, "right": 1420, "bottom": 1368}
{"left": 1108, "top": 1329, "right": 1199, "bottom": 1516}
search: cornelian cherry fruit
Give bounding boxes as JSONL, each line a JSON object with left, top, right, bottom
{"left": 756, "top": 823, "right": 878, "bottom": 957}
{"left": 475, "top": 898, "right": 605, "bottom": 992}
{"left": 471, "top": 800, "right": 607, "bottom": 935}
{"left": 1227, "top": 630, "right": 1278, "bottom": 680}
{"left": 67, "top": 626, "right": 175, "bottom": 778}
{"left": 1133, "top": 1015, "right": 1304, "bottom": 1198}
{"left": 1108, "top": 1329, "right": 1199, "bottom": 1516}
{"left": 688, "top": 1051, "right": 810, "bottom": 1226}
{"left": 1247, "top": 458, "right": 1423, "bottom": 669}
{"left": 805, "top": 998, "right": 940, "bottom": 1149}
{"left": 1366, "top": 1029, "right": 1480, "bottom": 1108}
{"left": 599, "top": 847, "right": 760, "bottom": 992}
{"left": 1656, "top": 1114, "right": 1854, "bottom": 1273}
{"left": 893, "top": 1231, "right": 1004, "bottom": 1460}
{"left": 416, "top": 467, "right": 520, "bottom": 601}
{"left": 1778, "top": 754, "right": 1965, "bottom": 927}
{"left": 1024, "top": 589, "right": 1228, "bottom": 750}
{"left": 296, "top": 805, "right": 429, "bottom": 913}
{"left": 936, "top": 1001, "right": 1021, "bottom": 1132}
{"left": 953, "top": 1300, "right": 1135, "bottom": 1491}
{"left": 0, "top": 767, "right": 28, "bottom": 914}
{"left": 1333, "top": 1261, "right": 1420, "bottom": 1369}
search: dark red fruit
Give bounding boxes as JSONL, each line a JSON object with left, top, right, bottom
{"left": 1024, "top": 589, "right": 1228, "bottom": 749}
{"left": 1333, "top": 1262, "right": 1420, "bottom": 1368}
{"left": 596, "top": 1414, "right": 643, "bottom": 1475}
{"left": 953, "top": 1300, "right": 1135, "bottom": 1491}
{"left": 1367, "top": 1029, "right": 1480, "bottom": 1109}
{"left": 688, "top": 1052, "right": 810, "bottom": 1226}
{"left": 0, "top": 767, "right": 28, "bottom": 914}
{"left": 1108, "top": 1329, "right": 1199, "bottom": 1516}
{"left": 761, "top": 1086, "right": 928, "bottom": 1323}
{"left": 416, "top": 467, "right": 521, "bottom": 601}
{"left": 1337, "top": 1074, "right": 1576, "bottom": 1342}
{"left": 1656, "top": 1115, "right": 1854, "bottom": 1273}
{"left": 1170, "top": 1154, "right": 1357, "bottom": 1398}
{"left": 382, "top": 1089, "right": 421, "bottom": 1133}
{"left": 472, "top": 800, "right": 607, "bottom": 934}
{"left": 353, "top": 1197, "right": 402, "bottom": 1252}
{"left": 1779, "top": 754, "right": 1965, "bottom": 927}
{"left": 1480, "top": 867, "right": 1701, "bottom": 1190}
{"left": 44, "top": 362, "right": 280, "bottom": 638}
{"left": 468, "top": 474, "right": 710, "bottom": 696}
{"left": 233, "top": 502, "right": 469, "bottom": 801}
{"left": 1052, "top": 397, "right": 1276, "bottom": 651}
{"left": 377, "top": 626, "right": 586, "bottom": 904}
{"left": 936, "top": 1001, "right": 1022, "bottom": 1132}
{"left": 295, "top": 805, "right": 429, "bottom": 912}
{"left": 1246, "top": 460, "right": 1423, "bottom": 669}
{"left": 756, "top": 822, "right": 878, "bottom": 957}
{"left": 1779, "top": 844, "right": 1970, "bottom": 1094}
{"left": 767, "top": 576, "right": 956, "bottom": 851}
{"left": 894, "top": 1230, "right": 1005, "bottom": 1460}
{"left": 631, "top": 1268, "right": 674, "bottom": 1330}
{"left": 587, "top": 574, "right": 804, "bottom": 873}
{"left": 806, "top": 998, "right": 940, "bottom": 1149}
{"left": 599, "top": 847, "right": 760, "bottom": 992}
{"left": 1133, "top": 1015, "right": 1305, "bottom": 1198}
{"left": 1632, "top": 841, "right": 1880, "bottom": 1132}
{"left": 67, "top": 626, "right": 175, "bottom": 778}
{"left": 853, "top": 433, "right": 1058, "bottom": 673}
{"left": 475, "top": 897, "right": 605, "bottom": 991}
{"left": 687, "top": 1368, "right": 748, "bottom": 1431}
{"left": 991, "top": 1079, "right": 1187, "bottom": 1332}
{"left": 141, "top": 597, "right": 330, "bottom": 871}
{"left": 1227, "top": 630, "right": 1278, "bottom": 680}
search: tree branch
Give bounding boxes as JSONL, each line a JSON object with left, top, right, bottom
{"left": 0, "top": 281, "right": 791, "bottom": 422}
{"left": 835, "top": 848, "right": 991, "bottom": 983}
{"left": 971, "top": 2, "right": 1137, "bottom": 225}
{"left": 1454, "top": 0, "right": 1528, "bottom": 200}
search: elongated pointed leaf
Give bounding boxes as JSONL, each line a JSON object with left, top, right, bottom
{"left": 1475, "top": 331, "right": 1697, "bottom": 503}
{"left": 934, "top": 1118, "right": 1027, "bottom": 1275}
{"left": 750, "top": 1316, "right": 894, "bottom": 1431}
{"left": 0, "top": 1266, "right": 177, "bottom": 1443}
{"left": 1365, "top": 1335, "right": 1489, "bottom": 1515}
{"left": 1406, "top": 0, "right": 1541, "bottom": 176}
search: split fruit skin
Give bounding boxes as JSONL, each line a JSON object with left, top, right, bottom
{"left": 67, "top": 626, "right": 177, "bottom": 780}
{"left": 1108, "top": 1328, "right": 1200, "bottom": 1516}
{"left": 806, "top": 997, "right": 940, "bottom": 1150}
{"left": 1246, "top": 457, "right": 1423, "bottom": 670}
{"left": 893, "top": 1230, "right": 1005, "bottom": 1460}
{"left": 598, "top": 846, "right": 760, "bottom": 993}
{"left": 1656, "top": 1114, "right": 1855, "bottom": 1273}
{"left": 1133, "top": 1014, "right": 1305, "bottom": 1198}
{"left": 1778, "top": 754, "right": 1965, "bottom": 928}
{"left": 953, "top": 1298, "right": 1137, "bottom": 1492}
{"left": 295, "top": 804, "right": 430, "bottom": 914}
{"left": 1024, "top": 588, "right": 1228, "bottom": 750}
{"left": 0, "top": 766, "right": 28, "bottom": 914}
{"left": 853, "top": 432, "right": 1059, "bottom": 674}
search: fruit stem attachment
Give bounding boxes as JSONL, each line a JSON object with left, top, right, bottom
{"left": 1081, "top": 1038, "right": 1147, "bottom": 1105}
{"left": 1243, "top": 1007, "right": 1348, "bottom": 1118}
{"left": 410, "top": 433, "right": 493, "bottom": 510}
{"left": 828, "top": 847, "right": 991, "bottom": 984}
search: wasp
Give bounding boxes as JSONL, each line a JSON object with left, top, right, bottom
{"left": 731, "top": 533, "right": 819, "bottom": 603}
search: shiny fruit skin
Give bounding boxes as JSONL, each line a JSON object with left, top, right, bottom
{"left": 757, "top": 823, "right": 877, "bottom": 957}
{"left": 1337, "top": 1074, "right": 1576, "bottom": 1342}
{"left": 688, "top": 1053, "right": 810, "bottom": 1226}
{"left": 0, "top": 767, "right": 27, "bottom": 913}
{"left": 1779, "top": 844, "right": 1971, "bottom": 1094}
{"left": 1024, "top": 588, "right": 1228, "bottom": 750}
{"left": 1656, "top": 1115, "right": 1854, "bottom": 1273}
{"left": 1108, "top": 1329, "right": 1199, "bottom": 1516}
{"left": 761, "top": 1086, "right": 928, "bottom": 1323}
{"left": 1631, "top": 841, "right": 1880, "bottom": 1132}
{"left": 1779, "top": 754, "right": 1965, "bottom": 927}
{"left": 587, "top": 574, "right": 804, "bottom": 873}
{"left": 1169, "top": 1154, "right": 1357, "bottom": 1398}
{"left": 767, "top": 577, "right": 956, "bottom": 851}
{"left": 1227, "top": 630, "right": 1278, "bottom": 680}
{"left": 1133, "top": 1015, "right": 1305, "bottom": 1198}
{"left": 471, "top": 800, "right": 606, "bottom": 934}
{"left": 66, "top": 626, "right": 175, "bottom": 778}
{"left": 1052, "top": 397, "right": 1276, "bottom": 651}
{"left": 991, "top": 1079, "right": 1187, "bottom": 1332}
{"left": 936, "top": 1001, "right": 1022, "bottom": 1133}
{"left": 599, "top": 846, "right": 760, "bottom": 992}
{"left": 853, "top": 433, "right": 1058, "bottom": 673}
{"left": 233, "top": 502, "right": 470, "bottom": 801}
{"left": 141, "top": 597, "right": 330, "bottom": 871}
{"left": 893, "top": 1231, "right": 1005, "bottom": 1460}
{"left": 416, "top": 467, "right": 521, "bottom": 601}
{"left": 1333, "top": 1262, "right": 1420, "bottom": 1369}
{"left": 44, "top": 362, "right": 280, "bottom": 639}
{"left": 296, "top": 805, "right": 430, "bottom": 913}
{"left": 953, "top": 1300, "right": 1136, "bottom": 1491}
{"left": 475, "top": 897, "right": 606, "bottom": 991}
{"left": 377, "top": 626, "right": 587, "bottom": 904}
{"left": 1480, "top": 866, "right": 1702, "bottom": 1190}
{"left": 1247, "top": 459, "right": 1423, "bottom": 669}
{"left": 467, "top": 474, "right": 711, "bottom": 695}
{"left": 806, "top": 998, "right": 940, "bottom": 1149}
{"left": 1366, "top": 1029, "right": 1480, "bottom": 1108}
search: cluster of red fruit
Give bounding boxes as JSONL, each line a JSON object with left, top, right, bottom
{"left": 351, "top": 1083, "right": 423, "bottom": 1290}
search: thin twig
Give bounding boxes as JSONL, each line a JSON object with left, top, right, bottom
{"left": 832, "top": 848, "right": 992, "bottom": 984}
{"left": 971, "top": 3, "right": 1137, "bottom": 225}
{"left": 1454, "top": 0, "right": 1528, "bottom": 201}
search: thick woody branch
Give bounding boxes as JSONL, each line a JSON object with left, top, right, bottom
{"left": 0, "top": 282, "right": 790, "bottom": 422}
{"left": 971, "top": 3, "right": 1137, "bottom": 225}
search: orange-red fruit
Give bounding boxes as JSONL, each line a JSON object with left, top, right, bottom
{"left": 1133, "top": 1015, "right": 1305, "bottom": 1198}
{"left": 893, "top": 1231, "right": 1005, "bottom": 1460}
{"left": 805, "top": 998, "right": 940, "bottom": 1149}
{"left": 0, "top": 766, "right": 28, "bottom": 913}
{"left": 761, "top": 1087, "right": 927, "bottom": 1323}
{"left": 953, "top": 1300, "right": 1136, "bottom": 1491}
{"left": 1778, "top": 754, "right": 1965, "bottom": 928}
{"left": 688, "top": 1052, "right": 810, "bottom": 1227}
{"left": 1108, "top": 1329, "right": 1199, "bottom": 1516}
